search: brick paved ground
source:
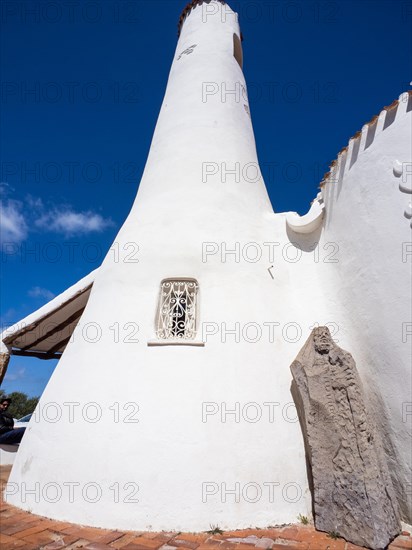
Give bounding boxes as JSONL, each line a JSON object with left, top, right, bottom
{"left": 1, "top": 466, "right": 411, "bottom": 550}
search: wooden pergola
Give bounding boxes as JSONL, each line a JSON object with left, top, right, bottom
{"left": 0, "top": 270, "right": 97, "bottom": 385}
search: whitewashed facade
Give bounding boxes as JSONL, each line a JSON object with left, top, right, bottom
{"left": 3, "top": 0, "right": 411, "bottom": 532}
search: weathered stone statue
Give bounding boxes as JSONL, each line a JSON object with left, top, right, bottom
{"left": 290, "top": 327, "right": 400, "bottom": 550}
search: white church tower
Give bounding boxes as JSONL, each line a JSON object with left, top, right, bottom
{"left": 2, "top": 0, "right": 411, "bottom": 535}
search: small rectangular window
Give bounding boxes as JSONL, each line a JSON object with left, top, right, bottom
{"left": 156, "top": 279, "right": 199, "bottom": 340}
{"left": 233, "top": 33, "right": 243, "bottom": 69}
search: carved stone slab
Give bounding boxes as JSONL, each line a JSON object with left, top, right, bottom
{"left": 290, "top": 327, "right": 400, "bottom": 550}
{"left": 0, "top": 351, "right": 10, "bottom": 386}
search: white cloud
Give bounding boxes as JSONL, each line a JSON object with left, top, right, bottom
{"left": 26, "top": 195, "right": 44, "bottom": 210}
{"left": 28, "top": 286, "right": 55, "bottom": 301}
{"left": 36, "top": 208, "right": 114, "bottom": 236}
{"left": 0, "top": 199, "right": 28, "bottom": 243}
{"left": 0, "top": 183, "right": 11, "bottom": 195}
{"left": 5, "top": 367, "right": 26, "bottom": 382}
{"left": 0, "top": 186, "right": 114, "bottom": 241}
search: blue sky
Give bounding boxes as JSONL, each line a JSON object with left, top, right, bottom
{"left": 1, "top": 0, "right": 411, "bottom": 397}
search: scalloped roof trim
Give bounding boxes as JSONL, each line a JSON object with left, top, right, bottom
{"left": 319, "top": 91, "right": 411, "bottom": 189}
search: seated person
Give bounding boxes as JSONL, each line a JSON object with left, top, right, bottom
{"left": 0, "top": 398, "right": 26, "bottom": 445}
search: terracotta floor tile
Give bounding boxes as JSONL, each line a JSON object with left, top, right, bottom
{"left": 221, "top": 531, "right": 256, "bottom": 539}
{"left": 1, "top": 541, "right": 39, "bottom": 550}
{"left": 2, "top": 467, "right": 411, "bottom": 550}
{"left": 1, "top": 520, "right": 42, "bottom": 536}
{"left": 97, "top": 531, "right": 127, "bottom": 545}
{"left": 61, "top": 525, "right": 87, "bottom": 535}
{"left": 42, "top": 541, "right": 67, "bottom": 550}
{"left": 12, "top": 524, "right": 53, "bottom": 538}
{"left": 171, "top": 538, "right": 202, "bottom": 549}
{"left": 0, "top": 533, "right": 16, "bottom": 544}
{"left": 0, "top": 510, "right": 22, "bottom": 520}
{"left": 206, "top": 537, "right": 227, "bottom": 544}
{"left": 28, "top": 518, "right": 58, "bottom": 528}
{"left": 61, "top": 525, "right": 116, "bottom": 542}
{"left": 307, "top": 536, "right": 346, "bottom": 550}
{"left": 245, "top": 530, "right": 274, "bottom": 538}
{"left": 251, "top": 530, "right": 284, "bottom": 540}
{"left": 273, "top": 528, "right": 300, "bottom": 542}
{"left": 85, "top": 528, "right": 122, "bottom": 542}
{"left": 0, "top": 514, "right": 30, "bottom": 528}
{"left": 21, "top": 528, "right": 63, "bottom": 546}
{"left": 218, "top": 542, "right": 237, "bottom": 550}
{"left": 272, "top": 540, "right": 309, "bottom": 549}
{"left": 280, "top": 527, "right": 342, "bottom": 548}
{"left": 154, "top": 533, "right": 177, "bottom": 544}
{"left": 6, "top": 514, "right": 45, "bottom": 528}
{"left": 389, "top": 536, "right": 412, "bottom": 549}
{"left": 85, "top": 543, "right": 115, "bottom": 550}
{"left": 222, "top": 544, "right": 258, "bottom": 550}
{"left": 12, "top": 520, "right": 65, "bottom": 539}
{"left": 47, "top": 521, "right": 76, "bottom": 531}
{"left": 0, "top": 510, "right": 39, "bottom": 524}
{"left": 175, "top": 534, "right": 209, "bottom": 544}
{"left": 64, "top": 534, "right": 88, "bottom": 545}
{"left": 131, "top": 536, "right": 166, "bottom": 549}
{"left": 111, "top": 534, "right": 144, "bottom": 548}
{"left": 64, "top": 539, "right": 96, "bottom": 549}
{"left": 272, "top": 544, "right": 309, "bottom": 550}
{"left": 0, "top": 466, "right": 12, "bottom": 481}
{"left": 38, "top": 532, "right": 83, "bottom": 548}
{"left": 144, "top": 532, "right": 165, "bottom": 539}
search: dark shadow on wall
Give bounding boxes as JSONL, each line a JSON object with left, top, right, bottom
{"left": 290, "top": 379, "right": 315, "bottom": 522}
{"left": 349, "top": 137, "right": 361, "bottom": 169}
{"left": 383, "top": 104, "right": 399, "bottom": 129}
{"left": 365, "top": 120, "right": 378, "bottom": 150}
{"left": 286, "top": 224, "right": 323, "bottom": 253}
{"left": 336, "top": 152, "right": 348, "bottom": 200}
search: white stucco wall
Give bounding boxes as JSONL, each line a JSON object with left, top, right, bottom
{"left": 5, "top": 0, "right": 411, "bottom": 531}
{"left": 0, "top": 446, "right": 18, "bottom": 466}
{"left": 318, "top": 94, "right": 412, "bottom": 521}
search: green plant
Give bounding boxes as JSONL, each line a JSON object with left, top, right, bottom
{"left": 297, "top": 514, "right": 309, "bottom": 525}
{"left": 327, "top": 530, "right": 340, "bottom": 540}
{"left": 207, "top": 525, "right": 223, "bottom": 535}
{"left": 0, "top": 390, "right": 39, "bottom": 419}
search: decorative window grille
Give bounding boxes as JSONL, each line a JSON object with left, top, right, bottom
{"left": 156, "top": 279, "right": 199, "bottom": 340}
